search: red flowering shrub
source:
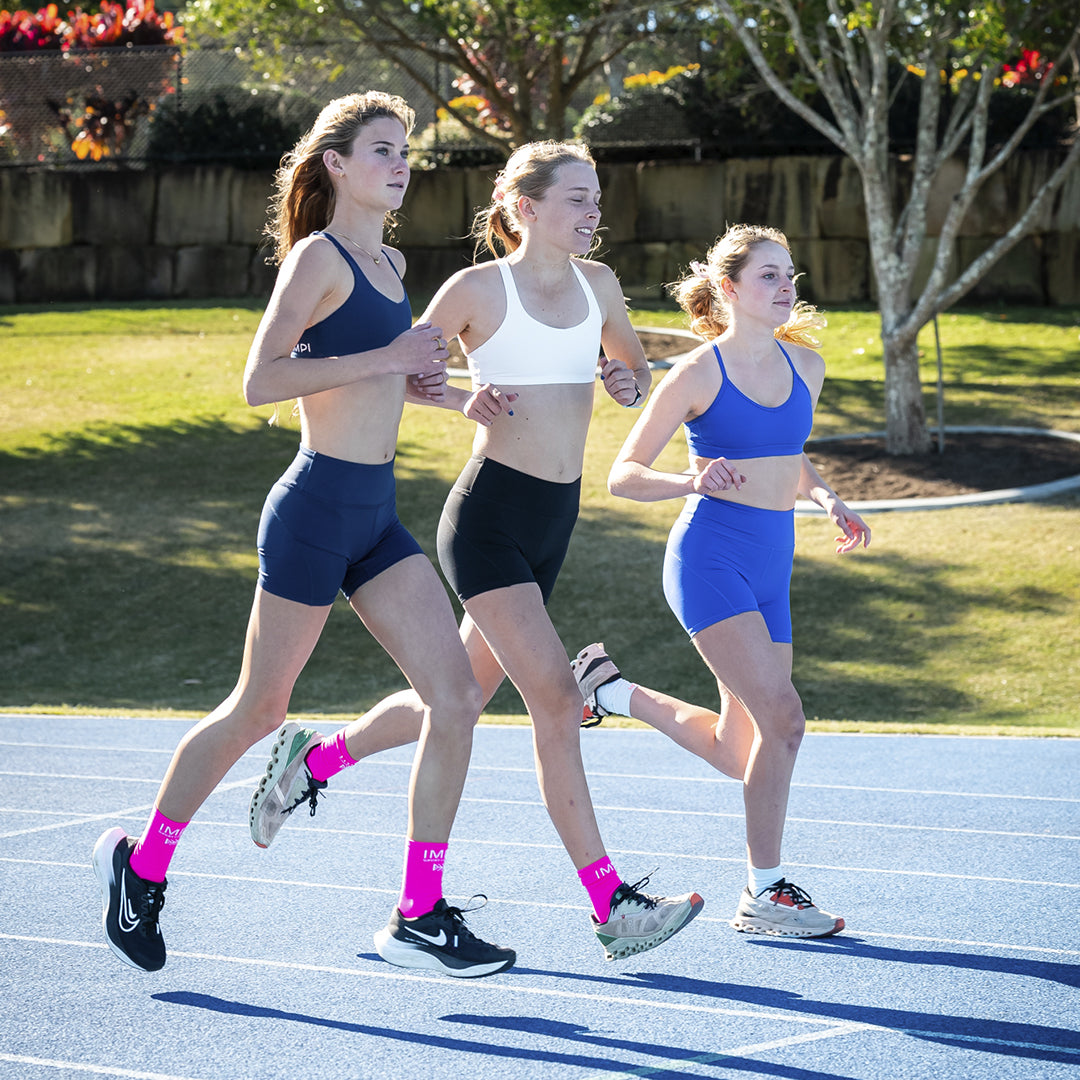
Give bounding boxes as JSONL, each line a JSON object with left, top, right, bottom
{"left": 0, "top": 1, "right": 182, "bottom": 160}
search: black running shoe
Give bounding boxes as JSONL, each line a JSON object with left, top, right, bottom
{"left": 373, "top": 897, "right": 516, "bottom": 978}
{"left": 92, "top": 827, "right": 167, "bottom": 972}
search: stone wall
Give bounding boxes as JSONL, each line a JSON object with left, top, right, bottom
{"left": 1, "top": 150, "right": 1078, "bottom": 306}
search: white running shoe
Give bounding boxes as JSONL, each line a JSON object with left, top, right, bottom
{"left": 730, "top": 879, "right": 845, "bottom": 938}
{"left": 249, "top": 723, "right": 326, "bottom": 849}
{"left": 572, "top": 642, "right": 622, "bottom": 727}
{"left": 591, "top": 874, "right": 704, "bottom": 960}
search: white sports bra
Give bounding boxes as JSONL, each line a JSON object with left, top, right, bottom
{"left": 466, "top": 259, "right": 603, "bottom": 386}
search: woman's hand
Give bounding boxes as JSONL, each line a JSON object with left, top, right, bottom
{"left": 463, "top": 382, "right": 518, "bottom": 427}
{"left": 826, "top": 498, "right": 872, "bottom": 553}
{"left": 391, "top": 321, "right": 451, "bottom": 377}
{"left": 692, "top": 457, "right": 747, "bottom": 496}
{"left": 407, "top": 368, "right": 447, "bottom": 403}
{"left": 598, "top": 356, "right": 642, "bottom": 407}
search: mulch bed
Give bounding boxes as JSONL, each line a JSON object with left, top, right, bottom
{"left": 631, "top": 331, "right": 1080, "bottom": 501}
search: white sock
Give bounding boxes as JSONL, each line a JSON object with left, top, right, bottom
{"left": 595, "top": 677, "right": 637, "bottom": 718}
{"left": 748, "top": 864, "right": 784, "bottom": 895}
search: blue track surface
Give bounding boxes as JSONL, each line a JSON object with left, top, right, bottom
{"left": 1, "top": 713, "right": 1077, "bottom": 1079}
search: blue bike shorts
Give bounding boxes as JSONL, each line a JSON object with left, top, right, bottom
{"left": 663, "top": 495, "right": 795, "bottom": 643}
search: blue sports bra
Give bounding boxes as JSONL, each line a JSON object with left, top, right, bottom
{"left": 466, "top": 259, "right": 602, "bottom": 386}
{"left": 292, "top": 232, "right": 411, "bottom": 359}
{"left": 684, "top": 342, "right": 813, "bottom": 460}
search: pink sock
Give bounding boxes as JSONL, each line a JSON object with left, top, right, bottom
{"left": 305, "top": 729, "right": 357, "bottom": 782}
{"left": 398, "top": 839, "right": 447, "bottom": 919}
{"left": 578, "top": 856, "right": 622, "bottom": 922}
{"left": 129, "top": 808, "right": 187, "bottom": 883}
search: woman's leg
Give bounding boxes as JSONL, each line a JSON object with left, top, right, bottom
{"left": 691, "top": 611, "right": 801, "bottom": 870}
{"left": 93, "top": 586, "right": 333, "bottom": 971}
{"left": 349, "top": 555, "right": 517, "bottom": 976}
{"left": 156, "top": 587, "right": 334, "bottom": 821}
{"left": 618, "top": 679, "right": 755, "bottom": 783}
{"left": 247, "top": 610, "right": 508, "bottom": 849}
{"left": 337, "top": 612, "right": 507, "bottom": 760}
{"left": 347, "top": 555, "right": 484, "bottom": 843}
{"left": 463, "top": 582, "right": 607, "bottom": 868}
{"left": 464, "top": 583, "right": 704, "bottom": 959}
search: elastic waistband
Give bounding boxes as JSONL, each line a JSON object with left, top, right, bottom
{"left": 280, "top": 444, "right": 397, "bottom": 502}
{"left": 454, "top": 455, "right": 580, "bottom": 513}
{"left": 683, "top": 495, "right": 794, "bottom": 538}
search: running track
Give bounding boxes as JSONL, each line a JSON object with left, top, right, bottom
{"left": 1, "top": 713, "right": 1077, "bottom": 1080}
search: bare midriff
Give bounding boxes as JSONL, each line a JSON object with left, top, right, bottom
{"left": 689, "top": 452, "right": 803, "bottom": 511}
{"left": 473, "top": 382, "right": 596, "bottom": 483}
{"left": 297, "top": 373, "right": 407, "bottom": 464}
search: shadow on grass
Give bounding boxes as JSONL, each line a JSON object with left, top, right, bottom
{"left": 1, "top": 416, "right": 1070, "bottom": 723}
{"left": 558, "top": 504, "right": 1071, "bottom": 727}
{"left": 0, "top": 417, "right": 462, "bottom": 714}
{"left": 816, "top": 377, "right": 1080, "bottom": 436}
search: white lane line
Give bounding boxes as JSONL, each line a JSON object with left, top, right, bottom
{"left": 0, "top": 933, "right": 870, "bottom": 1026}
{"left": 0, "top": 1052, "right": 206, "bottom": 1080}
{"left": 6, "top": 779, "right": 1075, "bottom": 844}
{"left": 2, "top": 832, "right": 1078, "bottom": 891}
{"left": 575, "top": 1024, "right": 872, "bottom": 1080}
{"left": 5, "top": 856, "right": 1080, "bottom": 955}
{"left": 0, "top": 776, "right": 263, "bottom": 839}
{"left": 4, "top": 741, "right": 1079, "bottom": 804}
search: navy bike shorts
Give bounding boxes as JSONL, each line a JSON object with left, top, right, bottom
{"left": 257, "top": 445, "right": 423, "bottom": 606}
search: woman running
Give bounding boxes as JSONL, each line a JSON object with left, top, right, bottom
{"left": 573, "top": 224, "right": 870, "bottom": 939}
{"left": 92, "top": 92, "right": 514, "bottom": 978}
{"left": 250, "top": 141, "right": 704, "bottom": 963}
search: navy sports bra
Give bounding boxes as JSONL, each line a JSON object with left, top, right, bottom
{"left": 291, "top": 232, "right": 411, "bottom": 359}
{"left": 684, "top": 342, "right": 813, "bottom": 460}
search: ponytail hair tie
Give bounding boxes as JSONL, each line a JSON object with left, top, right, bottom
{"left": 689, "top": 260, "right": 710, "bottom": 282}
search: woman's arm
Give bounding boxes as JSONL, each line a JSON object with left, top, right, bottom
{"left": 584, "top": 261, "right": 652, "bottom": 407}
{"left": 243, "top": 238, "right": 449, "bottom": 407}
{"left": 799, "top": 454, "right": 872, "bottom": 552}
{"left": 409, "top": 265, "right": 518, "bottom": 425}
{"left": 608, "top": 357, "right": 745, "bottom": 502}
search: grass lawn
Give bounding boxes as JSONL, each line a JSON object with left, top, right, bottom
{"left": 1, "top": 300, "right": 1078, "bottom": 735}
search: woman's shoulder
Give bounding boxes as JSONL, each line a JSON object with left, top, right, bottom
{"left": 779, "top": 338, "right": 825, "bottom": 383}
{"left": 661, "top": 340, "right": 722, "bottom": 402}
{"left": 573, "top": 256, "right": 619, "bottom": 290}
{"left": 286, "top": 232, "right": 345, "bottom": 271}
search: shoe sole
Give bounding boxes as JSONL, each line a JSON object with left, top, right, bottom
{"left": 249, "top": 723, "right": 304, "bottom": 849}
{"left": 373, "top": 927, "right": 516, "bottom": 978}
{"left": 600, "top": 893, "right": 705, "bottom": 961}
{"left": 92, "top": 827, "right": 160, "bottom": 973}
{"left": 730, "top": 915, "right": 845, "bottom": 938}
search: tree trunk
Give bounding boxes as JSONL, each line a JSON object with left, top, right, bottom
{"left": 881, "top": 331, "right": 932, "bottom": 455}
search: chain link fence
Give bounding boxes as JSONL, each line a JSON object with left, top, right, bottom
{"left": 0, "top": 35, "right": 714, "bottom": 169}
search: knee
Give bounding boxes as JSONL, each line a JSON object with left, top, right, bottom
{"left": 759, "top": 687, "right": 805, "bottom": 753}
{"left": 425, "top": 670, "right": 484, "bottom": 732}
{"left": 530, "top": 679, "right": 587, "bottom": 745}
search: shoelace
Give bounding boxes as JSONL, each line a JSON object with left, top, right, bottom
{"left": 439, "top": 895, "right": 490, "bottom": 941}
{"left": 284, "top": 775, "right": 327, "bottom": 818}
{"left": 137, "top": 879, "right": 167, "bottom": 932}
{"left": 616, "top": 872, "right": 659, "bottom": 910}
{"left": 768, "top": 879, "right": 814, "bottom": 906}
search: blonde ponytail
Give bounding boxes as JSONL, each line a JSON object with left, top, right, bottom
{"left": 670, "top": 225, "right": 825, "bottom": 347}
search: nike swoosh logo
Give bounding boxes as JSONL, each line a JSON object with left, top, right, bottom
{"left": 407, "top": 927, "right": 447, "bottom": 947}
{"left": 118, "top": 874, "right": 140, "bottom": 934}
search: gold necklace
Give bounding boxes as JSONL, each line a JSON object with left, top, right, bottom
{"left": 330, "top": 231, "right": 382, "bottom": 265}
